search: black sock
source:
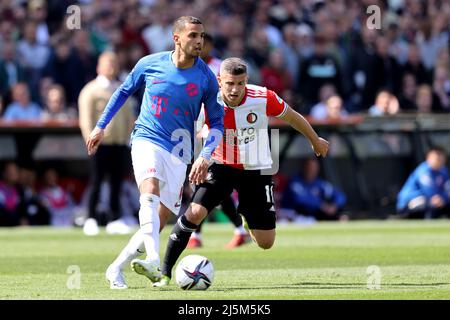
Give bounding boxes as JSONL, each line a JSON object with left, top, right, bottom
{"left": 161, "top": 215, "right": 198, "bottom": 279}
{"left": 196, "top": 220, "right": 204, "bottom": 233}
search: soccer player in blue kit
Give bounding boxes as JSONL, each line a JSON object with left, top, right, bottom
{"left": 85, "top": 16, "right": 224, "bottom": 289}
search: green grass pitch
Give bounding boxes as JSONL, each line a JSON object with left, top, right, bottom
{"left": 1, "top": 220, "right": 450, "bottom": 299}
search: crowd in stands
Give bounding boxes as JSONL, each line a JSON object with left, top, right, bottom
{"left": 0, "top": 0, "right": 449, "bottom": 121}
{"left": 1, "top": 0, "right": 450, "bottom": 225}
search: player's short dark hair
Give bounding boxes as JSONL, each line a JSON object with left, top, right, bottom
{"left": 172, "top": 16, "right": 202, "bottom": 34}
{"left": 220, "top": 58, "right": 247, "bottom": 76}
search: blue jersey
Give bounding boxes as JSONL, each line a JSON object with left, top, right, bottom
{"left": 281, "top": 175, "right": 346, "bottom": 214}
{"left": 397, "top": 162, "right": 450, "bottom": 210}
{"left": 96, "top": 51, "right": 224, "bottom": 163}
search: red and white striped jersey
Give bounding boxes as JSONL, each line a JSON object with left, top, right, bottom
{"left": 211, "top": 84, "right": 288, "bottom": 170}
{"left": 206, "top": 57, "right": 222, "bottom": 77}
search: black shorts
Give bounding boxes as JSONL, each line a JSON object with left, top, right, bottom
{"left": 191, "top": 164, "right": 276, "bottom": 230}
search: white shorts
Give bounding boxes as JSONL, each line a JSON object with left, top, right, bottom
{"left": 131, "top": 139, "right": 187, "bottom": 215}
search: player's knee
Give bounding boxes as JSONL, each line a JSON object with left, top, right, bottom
{"left": 256, "top": 238, "right": 274, "bottom": 250}
{"left": 186, "top": 203, "right": 208, "bottom": 225}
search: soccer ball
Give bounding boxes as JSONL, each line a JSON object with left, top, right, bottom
{"left": 175, "top": 254, "right": 214, "bottom": 290}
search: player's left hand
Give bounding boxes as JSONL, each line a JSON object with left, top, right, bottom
{"left": 311, "top": 137, "right": 329, "bottom": 157}
{"left": 189, "top": 156, "right": 210, "bottom": 185}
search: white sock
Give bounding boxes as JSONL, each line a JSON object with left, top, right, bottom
{"left": 235, "top": 225, "right": 247, "bottom": 235}
{"left": 109, "top": 229, "right": 145, "bottom": 271}
{"left": 191, "top": 232, "right": 201, "bottom": 240}
{"left": 139, "top": 193, "right": 160, "bottom": 263}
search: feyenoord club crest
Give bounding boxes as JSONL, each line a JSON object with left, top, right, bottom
{"left": 246, "top": 112, "right": 258, "bottom": 124}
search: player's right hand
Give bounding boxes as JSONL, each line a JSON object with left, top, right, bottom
{"left": 430, "top": 195, "right": 445, "bottom": 208}
{"left": 86, "top": 127, "right": 104, "bottom": 156}
{"left": 311, "top": 137, "right": 329, "bottom": 157}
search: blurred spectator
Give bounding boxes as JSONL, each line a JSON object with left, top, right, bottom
{"left": 17, "top": 166, "right": 49, "bottom": 226}
{"left": 398, "top": 73, "right": 418, "bottom": 111}
{"left": 3, "top": 83, "right": 42, "bottom": 121}
{"left": 40, "top": 168, "right": 75, "bottom": 227}
{"left": 279, "top": 23, "right": 300, "bottom": 88}
{"left": 373, "top": 35, "right": 401, "bottom": 95}
{"left": 347, "top": 25, "right": 379, "bottom": 111}
{"left": 89, "top": 9, "right": 116, "bottom": 55}
{"left": 397, "top": 146, "right": 450, "bottom": 219}
{"left": 78, "top": 51, "right": 134, "bottom": 236}
{"left": 298, "top": 32, "right": 343, "bottom": 109}
{"left": 416, "top": 14, "right": 449, "bottom": 71}
{"left": 245, "top": 27, "right": 271, "bottom": 70}
{"left": 27, "top": 0, "right": 50, "bottom": 45}
{"left": 200, "top": 34, "right": 221, "bottom": 76}
{"left": 0, "top": 162, "right": 25, "bottom": 226}
{"left": 79, "top": 178, "right": 138, "bottom": 233}
{"left": 68, "top": 30, "right": 98, "bottom": 105}
{"left": 416, "top": 84, "right": 433, "bottom": 114}
{"left": 435, "top": 47, "right": 450, "bottom": 76}
{"left": 43, "top": 35, "right": 72, "bottom": 98}
{"left": 41, "top": 84, "right": 77, "bottom": 121}
{"left": 432, "top": 66, "right": 450, "bottom": 112}
{"left": 281, "top": 158, "right": 347, "bottom": 222}
{"left": 253, "top": 5, "right": 283, "bottom": 48}
{"left": 310, "top": 83, "right": 337, "bottom": 118}
{"left": 260, "top": 48, "right": 292, "bottom": 95}
{"left": 142, "top": 7, "right": 173, "bottom": 53}
{"left": 16, "top": 21, "right": 50, "bottom": 100}
{"left": 38, "top": 76, "right": 54, "bottom": 107}
{"left": 104, "top": 27, "right": 124, "bottom": 52}
{"left": 385, "top": 22, "right": 409, "bottom": 65}
{"left": 268, "top": 0, "right": 301, "bottom": 30}
{"left": 296, "top": 23, "right": 314, "bottom": 59}
{"left": 313, "top": 95, "right": 348, "bottom": 121}
{"left": 120, "top": 7, "right": 150, "bottom": 55}
{"left": 0, "top": 19, "right": 19, "bottom": 47}
{"left": 402, "top": 43, "right": 432, "bottom": 85}
{"left": 368, "top": 89, "right": 399, "bottom": 116}
{"left": 0, "top": 40, "right": 26, "bottom": 98}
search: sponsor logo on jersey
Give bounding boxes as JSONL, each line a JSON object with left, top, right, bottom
{"left": 246, "top": 112, "right": 258, "bottom": 124}
{"left": 186, "top": 83, "right": 199, "bottom": 97}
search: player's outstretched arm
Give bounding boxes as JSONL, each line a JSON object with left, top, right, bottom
{"left": 86, "top": 127, "right": 104, "bottom": 156}
{"left": 280, "top": 106, "right": 329, "bottom": 157}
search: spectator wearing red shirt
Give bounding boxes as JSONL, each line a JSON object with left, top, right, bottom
{"left": 260, "top": 49, "right": 292, "bottom": 96}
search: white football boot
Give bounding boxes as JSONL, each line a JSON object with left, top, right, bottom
{"left": 106, "top": 219, "right": 132, "bottom": 235}
{"left": 130, "top": 258, "right": 162, "bottom": 283}
{"left": 83, "top": 218, "right": 99, "bottom": 236}
{"left": 105, "top": 265, "right": 128, "bottom": 289}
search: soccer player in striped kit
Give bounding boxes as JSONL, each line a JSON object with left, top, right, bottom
{"left": 85, "top": 16, "right": 224, "bottom": 289}
{"left": 154, "top": 57, "right": 329, "bottom": 286}
{"left": 188, "top": 33, "right": 251, "bottom": 249}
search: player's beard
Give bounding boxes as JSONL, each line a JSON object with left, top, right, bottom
{"left": 183, "top": 43, "right": 202, "bottom": 59}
